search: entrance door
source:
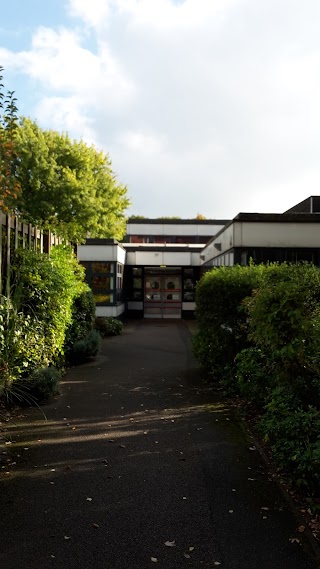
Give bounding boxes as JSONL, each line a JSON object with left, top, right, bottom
{"left": 144, "top": 273, "right": 181, "bottom": 318}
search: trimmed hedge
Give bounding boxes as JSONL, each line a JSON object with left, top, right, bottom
{"left": 194, "top": 262, "right": 320, "bottom": 498}
{"left": 193, "top": 264, "right": 264, "bottom": 378}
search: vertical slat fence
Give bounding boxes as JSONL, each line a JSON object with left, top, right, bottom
{"left": 0, "top": 213, "right": 67, "bottom": 296}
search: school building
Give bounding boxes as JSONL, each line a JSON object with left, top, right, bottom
{"left": 77, "top": 196, "right": 320, "bottom": 319}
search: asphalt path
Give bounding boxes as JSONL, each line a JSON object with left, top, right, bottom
{"left": 0, "top": 320, "right": 318, "bottom": 569}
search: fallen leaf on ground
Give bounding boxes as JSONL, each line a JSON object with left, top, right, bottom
{"left": 249, "top": 446, "right": 256, "bottom": 451}
{"left": 189, "top": 547, "right": 195, "bottom": 552}
{"left": 164, "top": 540, "right": 176, "bottom": 547}
{"left": 184, "top": 553, "right": 190, "bottom": 559}
{"left": 86, "top": 497, "right": 92, "bottom": 501}
{"left": 248, "top": 478, "right": 255, "bottom": 481}
{"left": 261, "top": 507, "right": 269, "bottom": 511}
{"left": 214, "top": 562, "right": 221, "bottom": 566}
{"left": 151, "top": 557, "right": 158, "bottom": 562}
{"left": 119, "top": 444, "right": 126, "bottom": 449}
{"left": 298, "top": 525, "right": 305, "bottom": 532}
{"left": 229, "top": 510, "right": 234, "bottom": 514}
{"left": 109, "top": 440, "right": 115, "bottom": 443}
{"left": 289, "top": 538, "right": 300, "bottom": 544}
{"left": 92, "top": 523, "right": 99, "bottom": 528}
{"left": 64, "top": 536, "right": 71, "bottom": 540}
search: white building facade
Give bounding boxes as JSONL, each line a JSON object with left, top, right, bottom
{"left": 77, "top": 197, "right": 320, "bottom": 319}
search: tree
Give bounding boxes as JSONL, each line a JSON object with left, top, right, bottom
{"left": 195, "top": 213, "right": 206, "bottom": 220}
{"left": 14, "top": 118, "right": 130, "bottom": 242}
{"left": 0, "top": 66, "right": 20, "bottom": 212}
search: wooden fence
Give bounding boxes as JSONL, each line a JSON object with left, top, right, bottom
{"left": 0, "top": 212, "right": 65, "bottom": 296}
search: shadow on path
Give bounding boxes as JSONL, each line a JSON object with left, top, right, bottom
{"left": 0, "top": 321, "right": 318, "bottom": 569}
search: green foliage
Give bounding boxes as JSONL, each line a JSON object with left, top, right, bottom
{"left": 259, "top": 387, "right": 320, "bottom": 493}
{"left": 69, "top": 330, "right": 102, "bottom": 364}
{"left": 65, "top": 290, "right": 96, "bottom": 349}
{"left": 193, "top": 264, "right": 264, "bottom": 377}
{"left": 0, "top": 246, "right": 89, "bottom": 396}
{"left": 0, "top": 66, "right": 20, "bottom": 212}
{"left": 95, "top": 317, "right": 123, "bottom": 337}
{"left": 245, "top": 263, "right": 320, "bottom": 371}
{"left": 194, "top": 261, "right": 320, "bottom": 496}
{"left": 234, "top": 347, "right": 276, "bottom": 405}
{"left": 14, "top": 118, "right": 130, "bottom": 242}
{"left": 13, "top": 367, "right": 61, "bottom": 405}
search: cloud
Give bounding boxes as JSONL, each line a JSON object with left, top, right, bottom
{"left": 2, "top": 0, "right": 320, "bottom": 217}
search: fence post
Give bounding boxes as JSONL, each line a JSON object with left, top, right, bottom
{"left": 0, "top": 217, "right": 2, "bottom": 295}
{"left": 28, "top": 224, "right": 32, "bottom": 249}
{"left": 34, "top": 226, "right": 37, "bottom": 251}
{"left": 6, "top": 214, "right": 11, "bottom": 298}
{"left": 14, "top": 216, "right": 19, "bottom": 250}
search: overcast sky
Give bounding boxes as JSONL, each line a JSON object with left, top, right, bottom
{"left": 1, "top": 0, "right": 320, "bottom": 219}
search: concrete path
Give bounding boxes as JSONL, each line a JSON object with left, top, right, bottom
{"left": 0, "top": 321, "right": 318, "bottom": 569}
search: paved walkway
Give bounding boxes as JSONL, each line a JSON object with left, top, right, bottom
{"left": 0, "top": 321, "right": 318, "bottom": 569}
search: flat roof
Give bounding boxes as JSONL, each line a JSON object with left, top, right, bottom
{"left": 203, "top": 212, "right": 320, "bottom": 247}
{"left": 127, "top": 218, "right": 230, "bottom": 225}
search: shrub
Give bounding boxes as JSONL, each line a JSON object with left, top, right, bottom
{"left": 95, "top": 317, "right": 123, "bottom": 337}
{"left": 233, "top": 347, "right": 277, "bottom": 405}
{"left": 245, "top": 263, "right": 320, "bottom": 394}
{"left": 65, "top": 290, "right": 96, "bottom": 353}
{"left": 28, "top": 366, "right": 61, "bottom": 402}
{"left": 0, "top": 245, "right": 89, "bottom": 397}
{"left": 69, "top": 330, "right": 102, "bottom": 364}
{"left": 4, "top": 367, "right": 61, "bottom": 406}
{"left": 193, "top": 264, "right": 264, "bottom": 376}
{"left": 259, "top": 386, "right": 320, "bottom": 494}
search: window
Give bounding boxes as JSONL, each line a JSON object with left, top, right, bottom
{"left": 81, "top": 261, "right": 116, "bottom": 305}
{"left": 129, "top": 266, "right": 143, "bottom": 300}
{"left": 182, "top": 268, "right": 195, "bottom": 301}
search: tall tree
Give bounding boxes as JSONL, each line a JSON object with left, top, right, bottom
{"left": 0, "top": 66, "right": 20, "bottom": 212}
{"left": 15, "top": 118, "right": 130, "bottom": 242}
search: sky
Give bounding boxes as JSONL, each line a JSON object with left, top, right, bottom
{"left": 1, "top": 0, "right": 320, "bottom": 219}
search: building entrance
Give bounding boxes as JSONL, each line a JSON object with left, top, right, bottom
{"left": 144, "top": 268, "right": 181, "bottom": 318}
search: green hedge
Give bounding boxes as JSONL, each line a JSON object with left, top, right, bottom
{"left": 0, "top": 245, "right": 91, "bottom": 400}
{"left": 193, "top": 264, "right": 264, "bottom": 378}
{"left": 194, "top": 262, "right": 320, "bottom": 498}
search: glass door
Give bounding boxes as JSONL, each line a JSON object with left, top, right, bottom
{"left": 144, "top": 272, "right": 181, "bottom": 318}
{"left": 162, "top": 275, "right": 181, "bottom": 318}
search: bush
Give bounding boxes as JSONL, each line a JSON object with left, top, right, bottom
{"left": 194, "top": 261, "right": 320, "bottom": 498}
{"left": 259, "top": 386, "right": 320, "bottom": 494}
{"left": 245, "top": 263, "right": 320, "bottom": 373}
{"left": 95, "top": 317, "right": 123, "bottom": 337}
{"left": 6, "top": 367, "right": 61, "bottom": 406}
{"left": 25, "top": 366, "right": 61, "bottom": 403}
{"left": 233, "top": 347, "right": 277, "bottom": 405}
{"left": 193, "top": 264, "right": 264, "bottom": 376}
{"left": 65, "top": 290, "right": 96, "bottom": 354}
{"left": 69, "top": 330, "right": 102, "bottom": 364}
{"left": 0, "top": 245, "right": 89, "bottom": 397}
